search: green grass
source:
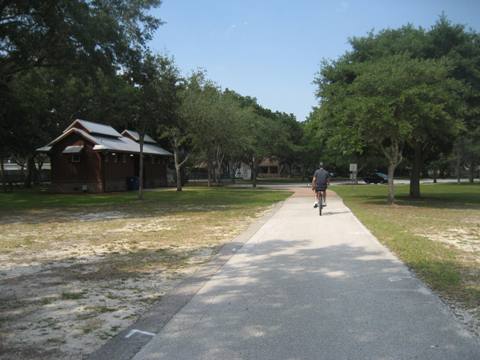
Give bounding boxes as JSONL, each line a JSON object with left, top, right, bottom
{"left": 337, "top": 182, "right": 480, "bottom": 209}
{"left": 0, "top": 186, "right": 291, "bottom": 213}
{"left": 61, "top": 291, "right": 86, "bottom": 300}
{"left": 334, "top": 183, "right": 480, "bottom": 308}
{"left": 0, "top": 186, "right": 292, "bottom": 267}
{"left": 0, "top": 186, "right": 292, "bottom": 360}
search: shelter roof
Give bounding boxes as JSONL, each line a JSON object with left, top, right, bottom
{"left": 121, "top": 130, "right": 157, "bottom": 144}
{"left": 36, "top": 120, "right": 172, "bottom": 156}
{"left": 65, "top": 119, "right": 122, "bottom": 138}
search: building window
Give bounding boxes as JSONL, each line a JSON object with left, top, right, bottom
{"left": 71, "top": 154, "right": 80, "bottom": 163}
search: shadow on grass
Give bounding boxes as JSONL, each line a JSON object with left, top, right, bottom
{"left": 0, "top": 187, "right": 292, "bottom": 225}
{"left": 337, "top": 183, "right": 480, "bottom": 210}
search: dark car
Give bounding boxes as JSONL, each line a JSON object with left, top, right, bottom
{"left": 363, "top": 172, "right": 388, "bottom": 184}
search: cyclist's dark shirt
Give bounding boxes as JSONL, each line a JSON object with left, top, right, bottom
{"left": 313, "top": 168, "right": 329, "bottom": 187}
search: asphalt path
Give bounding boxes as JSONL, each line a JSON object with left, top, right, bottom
{"left": 131, "top": 189, "right": 480, "bottom": 360}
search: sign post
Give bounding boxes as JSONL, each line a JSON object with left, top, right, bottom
{"left": 349, "top": 163, "right": 358, "bottom": 184}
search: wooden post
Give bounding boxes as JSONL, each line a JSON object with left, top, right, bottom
{"left": 138, "top": 130, "right": 145, "bottom": 200}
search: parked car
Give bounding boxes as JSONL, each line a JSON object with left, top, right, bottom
{"left": 363, "top": 172, "right": 388, "bottom": 184}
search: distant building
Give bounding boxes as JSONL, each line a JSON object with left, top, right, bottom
{"left": 258, "top": 158, "right": 280, "bottom": 177}
{"left": 37, "top": 119, "right": 172, "bottom": 192}
{"left": 235, "top": 163, "right": 252, "bottom": 180}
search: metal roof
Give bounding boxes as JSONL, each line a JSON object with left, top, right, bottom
{"left": 37, "top": 120, "right": 172, "bottom": 156}
{"left": 92, "top": 135, "right": 171, "bottom": 156}
{"left": 62, "top": 145, "right": 84, "bottom": 154}
{"left": 121, "top": 130, "right": 157, "bottom": 144}
{"left": 65, "top": 119, "right": 122, "bottom": 138}
{"left": 37, "top": 146, "right": 52, "bottom": 152}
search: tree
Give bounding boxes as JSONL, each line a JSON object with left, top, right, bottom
{"left": 126, "top": 53, "right": 169, "bottom": 199}
{"left": 0, "top": 0, "right": 164, "bottom": 188}
{"left": 178, "top": 75, "right": 249, "bottom": 186}
{"left": 221, "top": 90, "right": 294, "bottom": 187}
{"left": 347, "top": 16, "right": 479, "bottom": 196}
{"left": 0, "top": 0, "right": 162, "bottom": 81}
{"left": 178, "top": 73, "right": 218, "bottom": 186}
{"left": 315, "top": 54, "right": 461, "bottom": 203}
{"left": 156, "top": 63, "right": 192, "bottom": 192}
{"left": 429, "top": 21, "right": 480, "bottom": 183}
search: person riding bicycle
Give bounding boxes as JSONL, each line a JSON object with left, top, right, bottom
{"left": 312, "top": 163, "right": 330, "bottom": 208}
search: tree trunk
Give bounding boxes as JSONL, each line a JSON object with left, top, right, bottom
{"left": 138, "top": 134, "right": 145, "bottom": 200}
{"left": 229, "top": 162, "right": 235, "bottom": 184}
{"left": 171, "top": 136, "right": 189, "bottom": 191}
{"left": 433, "top": 166, "right": 437, "bottom": 184}
{"left": 456, "top": 147, "right": 462, "bottom": 184}
{"left": 469, "top": 163, "right": 475, "bottom": 183}
{"left": 409, "top": 142, "right": 421, "bottom": 198}
{"left": 213, "top": 164, "right": 217, "bottom": 184}
{"left": 387, "top": 162, "right": 396, "bottom": 204}
{"left": 24, "top": 155, "right": 36, "bottom": 188}
{"left": 252, "top": 155, "right": 257, "bottom": 188}
{"left": 381, "top": 140, "right": 403, "bottom": 205}
{"left": 207, "top": 158, "right": 212, "bottom": 187}
{"left": 0, "top": 155, "right": 6, "bottom": 192}
{"left": 215, "top": 146, "right": 223, "bottom": 185}
{"left": 173, "top": 147, "right": 182, "bottom": 192}
{"left": 35, "top": 157, "right": 44, "bottom": 185}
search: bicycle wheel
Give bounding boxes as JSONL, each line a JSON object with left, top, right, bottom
{"left": 319, "top": 192, "right": 323, "bottom": 216}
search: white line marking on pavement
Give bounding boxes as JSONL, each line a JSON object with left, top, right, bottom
{"left": 388, "top": 276, "right": 412, "bottom": 282}
{"left": 125, "top": 329, "right": 156, "bottom": 339}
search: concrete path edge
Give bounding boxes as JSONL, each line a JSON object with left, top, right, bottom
{"left": 336, "top": 193, "right": 479, "bottom": 340}
{"left": 87, "top": 200, "right": 287, "bottom": 360}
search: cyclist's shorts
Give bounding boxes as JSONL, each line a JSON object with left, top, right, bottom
{"left": 316, "top": 184, "right": 327, "bottom": 192}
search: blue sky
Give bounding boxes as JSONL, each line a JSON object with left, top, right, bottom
{"left": 150, "top": 0, "right": 480, "bottom": 122}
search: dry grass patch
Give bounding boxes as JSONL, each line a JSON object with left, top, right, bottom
{"left": 0, "top": 187, "right": 290, "bottom": 360}
{"left": 334, "top": 183, "right": 480, "bottom": 336}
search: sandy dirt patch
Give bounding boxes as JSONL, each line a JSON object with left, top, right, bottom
{"left": 420, "top": 227, "right": 480, "bottom": 254}
{"left": 0, "top": 206, "right": 271, "bottom": 360}
{"left": 415, "top": 216, "right": 480, "bottom": 336}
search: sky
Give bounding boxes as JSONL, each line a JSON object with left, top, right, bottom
{"left": 149, "top": 0, "right": 480, "bottom": 122}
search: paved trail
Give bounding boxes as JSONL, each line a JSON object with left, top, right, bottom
{"left": 133, "top": 189, "right": 480, "bottom": 360}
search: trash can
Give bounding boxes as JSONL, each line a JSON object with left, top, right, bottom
{"left": 127, "top": 176, "right": 139, "bottom": 191}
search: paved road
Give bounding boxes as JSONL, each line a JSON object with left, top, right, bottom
{"left": 132, "top": 190, "right": 480, "bottom": 360}
{"left": 229, "top": 178, "right": 475, "bottom": 189}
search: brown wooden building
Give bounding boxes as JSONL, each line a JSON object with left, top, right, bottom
{"left": 37, "top": 119, "right": 172, "bottom": 192}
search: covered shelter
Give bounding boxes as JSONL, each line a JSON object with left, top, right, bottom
{"left": 37, "top": 119, "right": 172, "bottom": 192}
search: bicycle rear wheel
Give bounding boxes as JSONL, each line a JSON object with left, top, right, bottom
{"left": 319, "top": 192, "right": 323, "bottom": 216}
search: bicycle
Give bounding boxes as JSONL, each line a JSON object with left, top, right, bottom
{"left": 313, "top": 189, "right": 324, "bottom": 216}
{"left": 317, "top": 191, "right": 324, "bottom": 216}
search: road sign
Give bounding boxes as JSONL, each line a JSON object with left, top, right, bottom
{"left": 349, "top": 163, "right": 357, "bottom": 172}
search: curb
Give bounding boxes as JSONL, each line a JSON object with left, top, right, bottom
{"left": 87, "top": 200, "right": 285, "bottom": 360}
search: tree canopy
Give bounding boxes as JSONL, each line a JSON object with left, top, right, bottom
{"left": 309, "top": 15, "right": 480, "bottom": 202}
